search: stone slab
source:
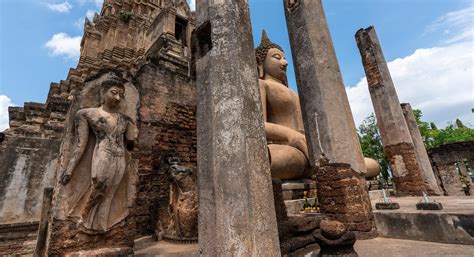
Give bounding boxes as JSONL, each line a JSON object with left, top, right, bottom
{"left": 64, "top": 247, "right": 133, "bottom": 257}
{"left": 373, "top": 196, "right": 474, "bottom": 245}
{"left": 416, "top": 202, "right": 443, "bottom": 210}
{"left": 376, "top": 202, "right": 400, "bottom": 210}
{"left": 134, "top": 241, "right": 198, "bottom": 257}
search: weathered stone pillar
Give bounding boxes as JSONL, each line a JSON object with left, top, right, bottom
{"left": 33, "top": 187, "right": 53, "bottom": 257}
{"left": 284, "top": 0, "right": 376, "bottom": 238}
{"left": 356, "top": 26, "right": 426, "bottom": 196}
{"left": 194, "top": 0, "right": 280, "bottom": 256}
{"left": 401, "top": 103, "right": 443, "bottom": 195}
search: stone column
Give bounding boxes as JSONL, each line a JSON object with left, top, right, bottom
{"left": 401, "top": 103, "right": 443, "bottom": 195}
{"left": 284, "top": 0, "right": 376, "bottom": 238}
{"left": 356, "top": 26, "right": 426, "bottom": 196}
{"left": 33, "top": 188, "right": 53, "bottom": 257}
{"left": 194, "top": 0, "right": 280, "bottom": 256}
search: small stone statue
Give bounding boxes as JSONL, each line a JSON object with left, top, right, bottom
{"left": 165, "top": 157, "right": 198, "bottom": 241}
{"left": 256, "top": 30, "right": 311, "bottom": 180}
{"left": 59, "top": 78, "right": 137, "bottom": 232}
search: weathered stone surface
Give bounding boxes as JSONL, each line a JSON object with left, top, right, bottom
{"left": 315, "top": 164, "right": 377, "bottom": 239}
{"left": 194, "top": 1, "right": 280, "bottom": 255}
{"left": 33, "top": 188, "right": 53, "bottom": 257}
{"left": 163, "top": 157, "right": 198, "bottom": 241}
{"left": 401, "top": 103, "right": 442, "bottom": 195}
{"left": 64, "top": 247, "right": 133, "bottom": 257}
{"left": 284, "top": 0, "right": 366, "bottom": 175}
{"left": 320, "top": 220, "right": 347, "bottom": 240}
{"left": 0, "top": 221, "right": 38, "bottom": 255}
{"left": 429, "top": 141, "right": 474, "bottom": 196}
{"left": 313, "top": 229, "right": 358, "bottom": 257}
{"left": 356, "top": 27, "right": 426, "bottom": 196}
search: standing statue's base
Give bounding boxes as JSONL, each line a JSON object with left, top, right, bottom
{"left": 64, "top": 247, "right": 133, "bottom": 257}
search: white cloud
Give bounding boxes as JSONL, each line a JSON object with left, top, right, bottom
{"left": 0, "top": 95, "right": 14, "bottom": 132}
{"left": 47, "top": 1, "right": 73, "bottom": 13}
{"left": 347, "top": 41, "right": 473, "bottom": 128}
{"left": 76, "top": 0, "right": 103, "bottom": 8}
{"left": 45, "top": 33, "right": 81, "bottom": 60}
{"left": 187, "top": 0, "right": 196, "bottom": 11}
{"left": 424, "top": 4, "right": 474, "bottom": 44}
{"left": 86, "top": 9, "right": 96, "bottom": 20}
{"left": 348, "top": 4, "right": 474, "bottom": 128}
{"left": 74, "top": 10, "right": 97, "bottom": 29}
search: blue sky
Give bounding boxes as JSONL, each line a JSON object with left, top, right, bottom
{"left": 1, "top": 0, "right": 473, "bottom": 131}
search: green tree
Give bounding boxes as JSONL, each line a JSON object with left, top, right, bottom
{"left": 413, "top": 109, "right": 474, "bottom": 149}
{"left": 358, "top": 114, "right": 389, "bottom": 181}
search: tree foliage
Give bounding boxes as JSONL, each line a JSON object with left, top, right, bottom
{"left": 358, "top": 114, "right": 390, "bottom": 181}
{"left": 357, "top": 110, "right": 474, "bottom": 181}
{"left": 413, "top": 110, "right": 474, "bottom": 149}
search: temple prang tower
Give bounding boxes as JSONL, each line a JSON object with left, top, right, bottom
{"left": 355, "top": 26, "right": 427, "bottom": 196}
{"left": 1, "top": 0, "right": 198, "bottom": 255}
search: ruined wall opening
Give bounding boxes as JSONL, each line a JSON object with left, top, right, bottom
{"left": 175, "top": 16, "right": 188, "bottom": 46}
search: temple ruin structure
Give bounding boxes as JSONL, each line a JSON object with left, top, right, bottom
{"left": 429, "top": 141, "right": 474, "bottom": 196}
{"left": 355, "top": 26, "right": 427, "bottom": 196}
{"left": 401, "top": 103, "right": 443, "bottom": 195}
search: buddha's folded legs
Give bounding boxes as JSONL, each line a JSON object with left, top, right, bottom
{"left": 268, "top": 144, "right": 309, "bottom": 180}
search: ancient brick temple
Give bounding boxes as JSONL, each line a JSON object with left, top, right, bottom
{"left": 429, "top": 141, "right": 474, "bottom": 196}
{"left": 1, "top": 0, "right": 197, "bottom": 255}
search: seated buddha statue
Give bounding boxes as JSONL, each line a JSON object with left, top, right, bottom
{"left": 256, "top": 31, "right": 312, "bottom": 180}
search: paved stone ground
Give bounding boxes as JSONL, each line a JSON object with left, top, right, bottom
{"left": 134, "top": 237, "right": 474, "bottom": 257}
{"left": 371, "top": 195, "right": 474, "bottom": 214}
{"left": 354, "top": 237, "right": 474, "bottom": 257}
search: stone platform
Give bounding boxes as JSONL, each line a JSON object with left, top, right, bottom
{"left": 133, "top": 237, "right": 474, "bottom": 257}
{"left": 282, "top": 180, "right": 318, "bottom": 201}
{"left": 0, "top": 221, "right": 38, "bottom": 255}
{"left": 372, "top": 196, "right": 474, "bottom": 245}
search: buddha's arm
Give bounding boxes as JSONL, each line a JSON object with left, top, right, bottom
{"left": 125, "top": 119, "right": 138, "bottom": 151}
{"left": 60, "top": 111, "right": 89, "bottom": 185}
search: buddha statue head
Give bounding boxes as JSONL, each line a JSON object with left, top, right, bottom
{"left": 256, "top": 30, "right": 288, "bottom": 86}
{"left": 100, "top": 78, "right": 125, "bottom": 110}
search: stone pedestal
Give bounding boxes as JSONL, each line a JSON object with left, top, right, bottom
{"left": 316, "top": 164, "right": 377, "bottom": 239}
{"left": 356, "top": 27, "right": 426, "bottom": 196}
{"left": 194, "top": 1, "right": 280, "bottom": 256}
{"left": 401, "top": 103, "right": 442, "bottom": 195}
{"left": 284, "top": 0, "right": 376, "bottom": 238}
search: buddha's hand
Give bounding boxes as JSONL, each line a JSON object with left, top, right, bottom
{"left": 60, "top": 170, "right": 73, "bottom": 185}
{"left": 288, "top": 133, "right": 309, "bottom": 158}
